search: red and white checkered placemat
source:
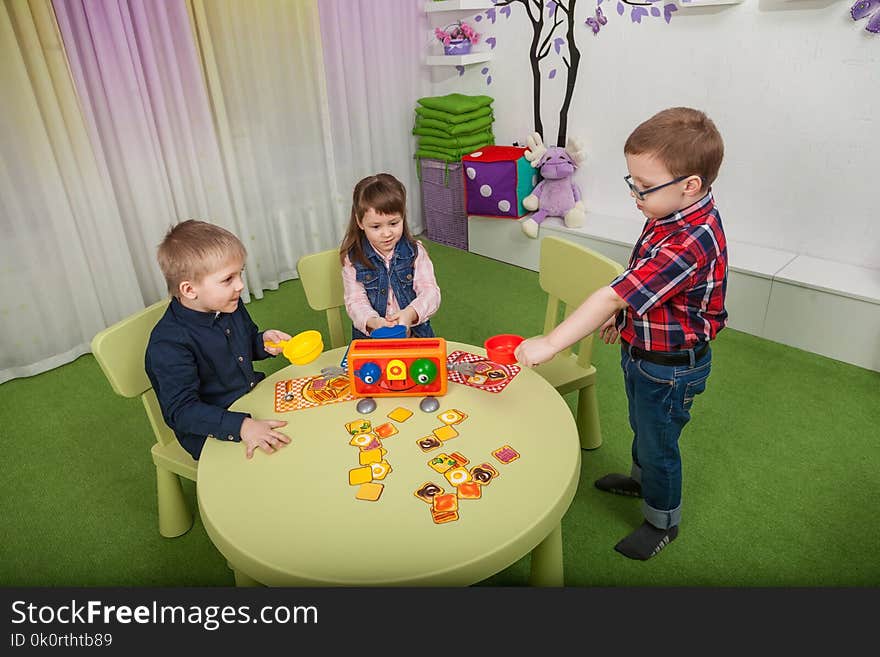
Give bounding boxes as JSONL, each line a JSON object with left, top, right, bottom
{"left": 446, "top": 350, "right": 521, "bottom": 394}
{"left": 274, "top": 374, "right": 355, "bottom": 412}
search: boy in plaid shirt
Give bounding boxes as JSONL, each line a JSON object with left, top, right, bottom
{"left": 516, "top": 107, "right": 727, "bottom": 560}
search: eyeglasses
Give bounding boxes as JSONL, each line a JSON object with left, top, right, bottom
{"left": 624, "top": 174, "right": 691, "bottom": 201}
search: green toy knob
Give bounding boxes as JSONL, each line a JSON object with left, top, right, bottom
{"left": 410, "top": 358, "right": 438, "bottom": 385}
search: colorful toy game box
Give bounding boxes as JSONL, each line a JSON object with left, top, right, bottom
{"left": 348, "top": 337, "right": 448, "bottom": 398}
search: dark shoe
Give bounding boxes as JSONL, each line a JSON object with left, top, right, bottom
{"left": 594, "top": 473, "right": 642, "bottom": 498}
{"left": 614, "top": 521, "right": 679, "bottom": 560}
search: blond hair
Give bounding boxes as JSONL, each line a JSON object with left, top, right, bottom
{"left": 339, "top": 173, "right": 414, "bottom": 270}
{"left": 625, "top": 107, "right": 724, "bottom": 187}
{"left": 157, "top": 220, "right": 246, "bottom": 296}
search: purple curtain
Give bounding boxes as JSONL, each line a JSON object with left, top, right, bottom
{"left": 52, "top": 0, "right": 234, "bottom": 301}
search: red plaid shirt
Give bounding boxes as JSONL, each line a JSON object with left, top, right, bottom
{"left": 610, "top": 192, "right": 728, "bottom": 352}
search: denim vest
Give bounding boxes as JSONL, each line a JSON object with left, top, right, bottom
{"left": 350, "top": 237, "right": 435, "bottom": 340}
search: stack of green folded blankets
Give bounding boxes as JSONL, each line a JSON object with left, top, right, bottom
{"left": 413, "top": 93, "right": 495, "bottom": 163}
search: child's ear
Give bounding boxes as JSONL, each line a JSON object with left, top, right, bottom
{"left": 684, "top": 175, "right": 703, "bottom": 196}
{"left": 179, "top": 280, "right": 197, "bottom": 300}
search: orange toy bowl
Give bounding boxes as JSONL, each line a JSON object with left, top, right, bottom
{"left": 484, "top": 334, "right": 524, "bottom": 365}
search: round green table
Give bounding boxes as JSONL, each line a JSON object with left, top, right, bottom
{"left": 197, "top": 342, "right": 581, "bottom": 586}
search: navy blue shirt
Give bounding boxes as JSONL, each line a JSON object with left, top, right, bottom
{"left": 145, "top": 296, "right": 273, "bottom": 460}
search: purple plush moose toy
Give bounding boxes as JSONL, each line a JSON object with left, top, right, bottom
{"left": 521, "top": 132, "right": 586, "bottom": 238}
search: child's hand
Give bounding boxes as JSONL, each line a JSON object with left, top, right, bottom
{"left": 514, "top": 336, "right": 558, "bottom": 367}
{"left": 366, "top": 316, "right": 394, "bottom": 334}
{"left": 599, "top": 316, "right": 619, "bottom": 344}
{"left": 386, "top": 307, "right": 419, "bottom": 328}
{"left": 240, "top": 417, "right": 290, "bottom": 459}
{"left": 262, "top": 329, "right": 292, "bottom": 355}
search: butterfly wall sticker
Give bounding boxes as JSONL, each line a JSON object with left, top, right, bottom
{"left": 851, "top": 0, "right": 880, "bottom": 33}
{"left": 585, "top": 6, "right": 607, "bottom": 35}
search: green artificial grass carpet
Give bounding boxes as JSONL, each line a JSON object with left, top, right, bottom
{"left": 1, "top": 239, "right": 878, "bottom": 587}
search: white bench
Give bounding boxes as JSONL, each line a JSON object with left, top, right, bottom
{"left": 468, "top": 213, "right": 880, "bottom": 372}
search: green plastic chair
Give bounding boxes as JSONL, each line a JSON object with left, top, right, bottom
{"left": 91, "top": 299, "right": 197, "bottom": 538}
{"left": 296, "top": 249, "right": 347, "bottom": 349}
{"left": 532, "top": 236, "right": 624, "bottom": 450}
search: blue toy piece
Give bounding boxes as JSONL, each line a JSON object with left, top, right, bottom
{"left": 354, "top": 361, "right": 381, "bottom": 385}
{"left": 371, "top": 325, "right": 407, "bottom": 339}
{"left": 342, "top": 326, "right": 406, "bottom": 369}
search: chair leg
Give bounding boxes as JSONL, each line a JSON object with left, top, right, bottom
{"left": 576, "top": 384, "right": 602, "bottom": 450}
{"left": 528, "top": 523, "right": 564, "bottom": 586}
{"left": 156, "top": 466, "right": 193, "bottom": 538}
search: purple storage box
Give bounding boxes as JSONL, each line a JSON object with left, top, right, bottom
{"left": 418, "top": 158, "right": 468, "bottom": 250}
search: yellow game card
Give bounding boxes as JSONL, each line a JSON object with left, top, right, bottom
{"left": 432, "top": 492, "right": 458, "bottom": 513}
{"left": 349, "top": 432, "right": 377, "bottom": 447}
{"left": 370, "top": 461, "right": 392, "bottom": 480}
{"left": 348, "top": 466, "right": 372, "bottom": 486}
{"left": 431, "top": 510, "right": 459, "bottom": 524}
{"left": 417, "top": 435, "right": 442, "bottom": 452}
{"left": 374, "top": 422, "right": 399, "bottom": 439}
{"left": 444, "top": 466, "right": 471, "bottom": 487}
{"left": 449, "top": 452, "right": 469, "bottom": 467}
{"left": 428, "top": 454, "right": 458, "bottom": 474}
{"left": 457, "top": 481, "right": 482, "bottom": 499}
{"left": 492, "top": 444, "right": 520, "bottom": 464}
{"left": 345, "top": 419, "right": 372, "bottom": 435}
{"left": 414, "top": 482, "right": 445, "bottom": 504}
{"left": 355, "top": 482, "right": 383, "bottom": 501}
{"left": 471, "top": 462, "right": 499, "bottom": 485}
{"left": 387, "top": 407, "right": 413, "bottom": 423}
{"left": 432, "top": 425, "right": 458, "bottom": 442}
{"left": 437, "top": 409, "right": 468, "bottom": 425}
{"left": 359, "top": 447, "right": 384, "bottom": 465}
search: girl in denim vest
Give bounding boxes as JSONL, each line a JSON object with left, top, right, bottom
{"left": 339, "top": 173, "right": 441, "bottom": 340}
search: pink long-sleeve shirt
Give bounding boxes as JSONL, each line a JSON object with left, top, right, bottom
{"left": 342, "top": 240, "right": 441, "bottom": 335}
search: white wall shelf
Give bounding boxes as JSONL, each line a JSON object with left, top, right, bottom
{"left": 425, "top": 1, "right": 495, "bottom": 13}
{"left": 426, "top": 52, "right": 493, "bottom": 66}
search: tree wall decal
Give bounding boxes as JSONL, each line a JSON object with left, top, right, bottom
{"left": 493, "top": 0, "right": 577, "bottom": 145}
{"left": 483, "top": 0, "right": 681, "bottom": 145}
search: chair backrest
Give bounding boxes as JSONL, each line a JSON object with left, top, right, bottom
{"left": 91, "top": 299, "right": 169, "bottom": 398}
{"left": 91, "top": 299, "right": 177, "bottom": 447}
{"left": 296, "top": 249, "right": 347, "bottom": 349}
{"left": 539, "top": 236, "right": 624, "bottom": 366}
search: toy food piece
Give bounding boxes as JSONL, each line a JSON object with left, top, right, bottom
{"left": 484, "top": 334, "right": 524, "bottom": 365}
{"left": 265, "top": 330, "right": 324, "bottom": 365}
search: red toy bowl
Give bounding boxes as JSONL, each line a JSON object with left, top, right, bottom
{"left": 484, "top": 334, "right": 524, "bottom": 365}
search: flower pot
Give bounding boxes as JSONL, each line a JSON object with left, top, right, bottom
{"left": 444, "top": 39, "right": 472, "bottom": 56}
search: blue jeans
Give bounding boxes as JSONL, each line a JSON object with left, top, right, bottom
{"left": 621, "top": 343, "right": 712, "bottom": 530}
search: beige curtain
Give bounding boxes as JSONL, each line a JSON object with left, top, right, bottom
{"left": 187, "top": 0, "right": 347, "bottom": 278}
{"left": 0, "top": 0, "right": 141, "bottom": 384}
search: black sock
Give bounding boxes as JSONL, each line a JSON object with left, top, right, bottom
{"left": 614, "top": 521, "right": 679, "bottom": 560}
{"left": 594, "top": 473, "right": 642, "bottom": 497}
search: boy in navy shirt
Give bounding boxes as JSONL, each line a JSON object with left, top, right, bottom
{"left": 517, "top": 108, "right": 727, "bottom": 560}
{"left": 146, "top": 220, "right": 292, "bottom": 460}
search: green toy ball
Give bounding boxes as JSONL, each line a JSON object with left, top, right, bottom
{"left": 410, "top": 358, "right": 438, "bottom": 385}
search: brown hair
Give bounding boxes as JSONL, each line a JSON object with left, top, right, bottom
{"left": 625, "top": 107, "right": 724, "bottom": 187}
{"left": 339, "top": 173, "right": 414, "bottom": 269}
{"left": 157, "top": 219, "right": 247, "bottom": 296}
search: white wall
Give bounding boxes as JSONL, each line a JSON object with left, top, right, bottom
{"left": 428, "top": 1, "right": 880, "bottom": 270}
